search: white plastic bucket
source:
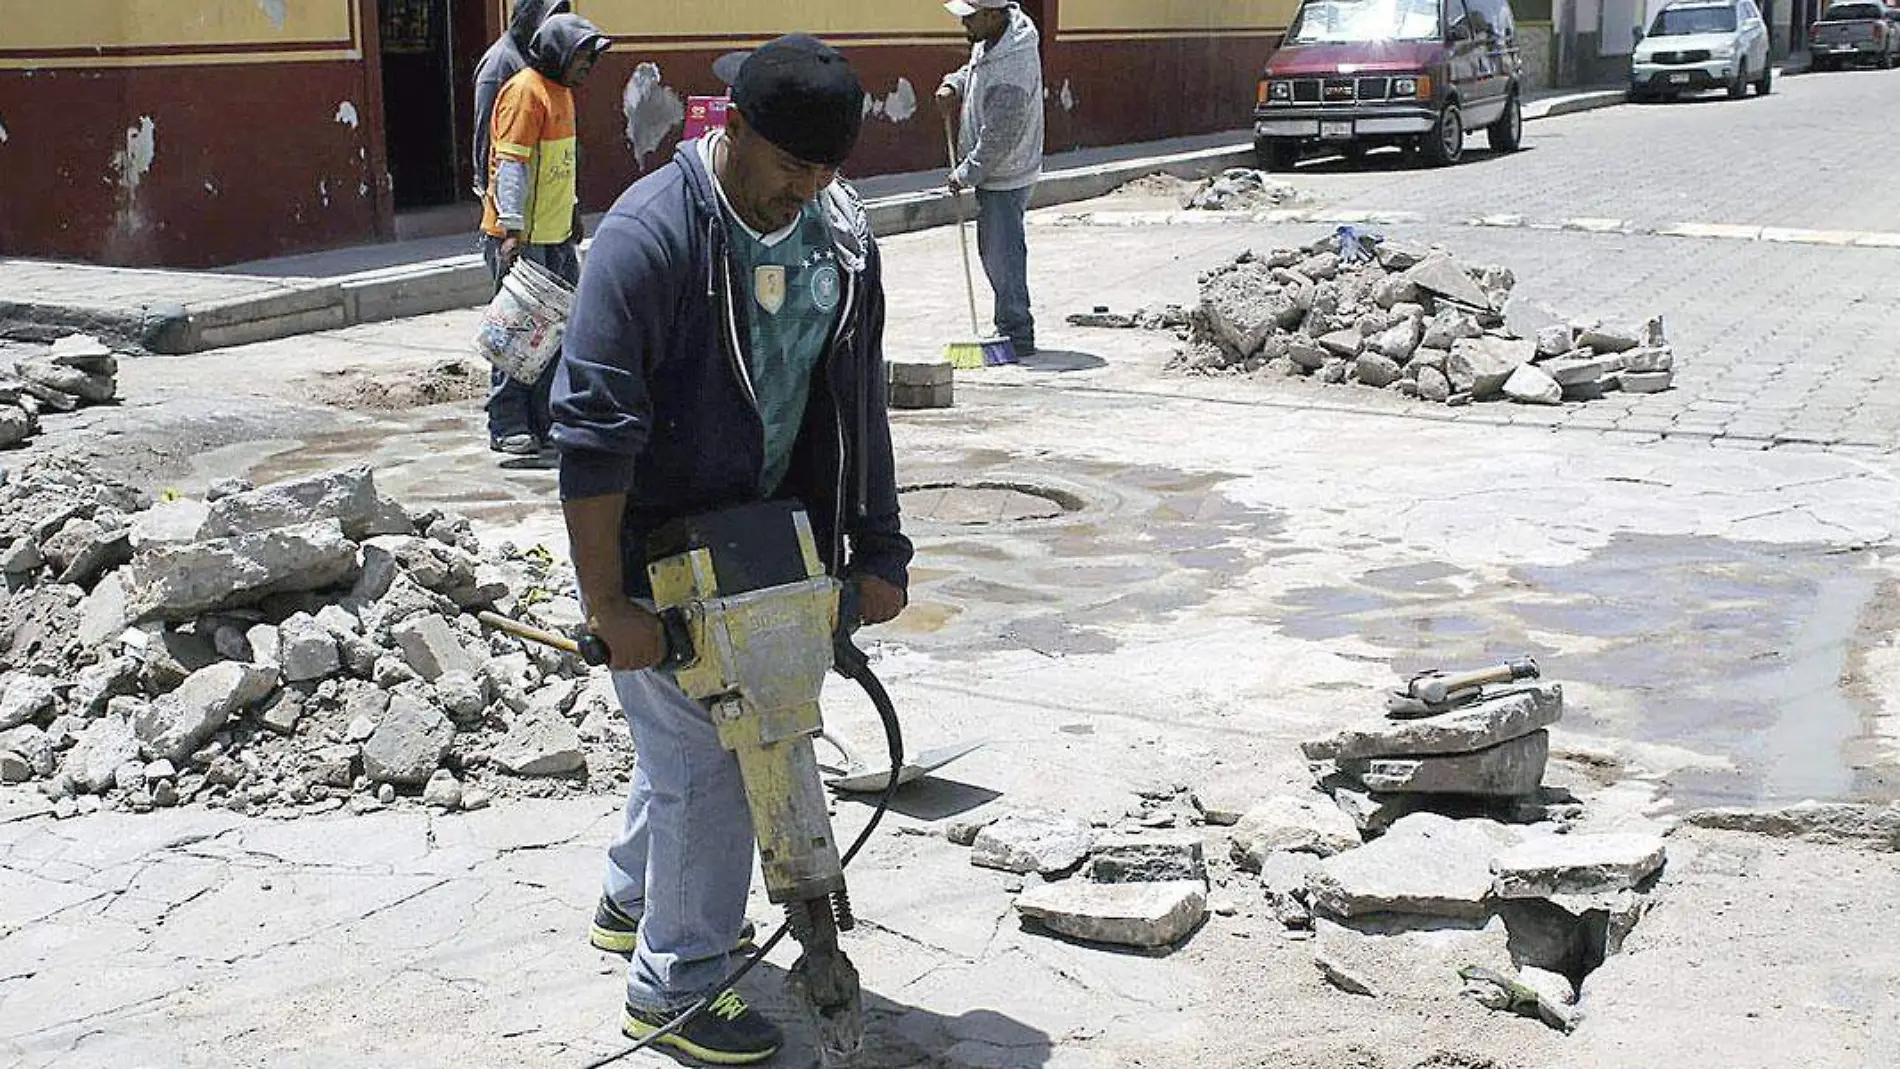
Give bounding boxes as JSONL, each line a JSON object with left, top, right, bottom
{"left": 474, "top": 256, "right": 576, "bottom": 384}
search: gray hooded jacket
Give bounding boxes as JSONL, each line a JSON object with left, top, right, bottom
{"left": 471, "top": 0, "right": 571, "bottom": 197}
{"left": 942, "top": 4, "right": 1045, "bottom": 191}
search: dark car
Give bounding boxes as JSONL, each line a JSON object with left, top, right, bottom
{"left": 1253, "top": 0, "right": 1525, "bottom": 169}
{"left": 1809, "top": 0, "right": 1900, "bottom": 70}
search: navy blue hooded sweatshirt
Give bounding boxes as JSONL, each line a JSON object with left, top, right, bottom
{"left": 548, "top": 140, "right": 912, "bottom": 599}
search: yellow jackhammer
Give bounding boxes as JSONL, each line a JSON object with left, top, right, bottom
{"left": 485, "top": 502, "right": 902, "bottom": 1068}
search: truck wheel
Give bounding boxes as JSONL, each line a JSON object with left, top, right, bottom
{"left": 1255, "top": 138, "right": 1301, "bottom": 172}
{"left": 1487, "top": 91, "right": 1523, "bottom": 152}
{"left": 1728, "top": 62, "right": 1749, "bottom": 98}
{"left": 1421, "top": 103, "right": 1464, "bottom": 167}
{"left": 1756, "top": 64, "right": 1773, "bottom": 94}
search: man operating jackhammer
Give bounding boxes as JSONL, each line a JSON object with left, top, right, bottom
{"left": 548, "top": 34, "right": 912, "bottom": 1064}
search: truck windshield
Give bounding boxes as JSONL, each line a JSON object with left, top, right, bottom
{"left": 1287, "top": 0, "right": 1445, "bottom": 44}
{"left": 1650, "top": 6, "right": 1739, "bottom": 33}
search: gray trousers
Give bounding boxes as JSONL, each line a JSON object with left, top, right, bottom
{"left": 480, "top": 235, "right": 579, "bottom": 441}
{"left": 976, "top": 185, "right": 1036, "bottom": 352}
{"left": 602, "top": 669, "right": 757, "bottom": 1012}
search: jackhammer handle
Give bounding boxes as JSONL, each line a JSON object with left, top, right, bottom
{"left": 574, "top": 609, "right": 695, "bottom": 670}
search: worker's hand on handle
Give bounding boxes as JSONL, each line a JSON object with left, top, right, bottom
{"left": 934, "top": 84, "right": 959, "bottom": 117}
{"left": 586, "top": 600, "right": 667, "bottom": 672}
{"left": 854, "top": 576, "right": 907, "bottom": 626}
{"left": 499, "top": 232, "right": 523, "bottom": 272}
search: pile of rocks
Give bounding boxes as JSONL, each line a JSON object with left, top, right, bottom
{"left": 953, "top": 795, "right": 1213, "bottom": 951}
{"left": 1181, "top": 168, "right": 1302, "bottom": 212}
{"left": 1197, "top": 679, "right": 1671, "bottom": 1031}
{"left": 0, "top": 460, "right": 633, "bottom": 822}
{"left": 0, "top": 333, "right": 121, "bottom": 448}
{"left": 1171, "top": 234, "right": 1676, "bottom": 405}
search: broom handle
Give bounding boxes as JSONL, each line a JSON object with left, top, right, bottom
{"left": 945, "top": 114, "right": 983, "bottom": 338}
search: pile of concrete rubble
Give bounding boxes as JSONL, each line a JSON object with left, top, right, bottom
{"left": 1171, "top": 234, "right": 1677, "bottom": 404}
{"left": 951, "top": 680, "right": 1666, "bottom": 1035}
{"left": 1181, "top": 168, "right": 1302, "bottom": 212}
{"left": 0, "top": 333, "right": 122, "bottom": 448}
{"left": 0, "top": 461, "right": 633, "bottom": 821}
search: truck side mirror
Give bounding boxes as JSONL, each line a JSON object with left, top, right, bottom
{"left": 1632, "top": 26, "right": 1645, "bottom": 43}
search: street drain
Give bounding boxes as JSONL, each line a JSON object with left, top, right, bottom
{"left": 898, "top": 481, "right": 1082, "bottom": 526}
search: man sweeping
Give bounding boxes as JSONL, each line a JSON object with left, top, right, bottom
{"left": 936, "top": 0, "right": 1046, "bottom": 357}
{"left": 550, "top": 34, "right": 911, "bottom": 1064}
{"left": 478, "top": 12, "right": 609, "bottom": 456}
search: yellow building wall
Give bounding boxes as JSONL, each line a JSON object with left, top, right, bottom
{"left": 576, "top": 0, "right": 952, "bottom": 46}
{"left": 2, "top": 0, "right": 359, "bottom": 68}
{"left": 1059, "top": 0, "right": 1301, "bottom": 34}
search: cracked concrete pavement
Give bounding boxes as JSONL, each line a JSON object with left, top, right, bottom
{"left": 6, "top": 68, "right": 1900, "bottom": 1069}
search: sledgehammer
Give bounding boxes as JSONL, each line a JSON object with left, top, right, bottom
{"left": 1385, "top": 657, "right": 1540, "bottom": 720}
{"left": 475, "top": 610, "right": 610, "bottom": 667}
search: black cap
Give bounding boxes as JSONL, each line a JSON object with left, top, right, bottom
{"left": 727, "top": 34, "right": 864, "bottom": 167}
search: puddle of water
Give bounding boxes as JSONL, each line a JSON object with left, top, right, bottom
{"left": 1278, "top": 533, "right": 1892, "bottom": 808}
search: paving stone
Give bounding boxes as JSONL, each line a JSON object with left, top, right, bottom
{"left": 971, "top": 810, "right": 1096, "bottom": 875}
{"left": 1339, "top": 730, "right": 1550, "bottom": 797}
{"left": 1621, "top": 370, "right": 1675, "bottom": 394}
{"left": 1491, "top": 832, "right": 1667, "bottom": 897}
{"left": 1307, "top": 813, "right": 1523, "bottom": 921}
{"left": 1014, "top": 879, "right": 1207, "bottom": 948}
{"left": 1301, "top": 684, "right": 1563, "bottom": 761}
{"left": 490, "top": 710, "right": 586, "bottom": 777}
{"left": 1230, "top": 794, "right": 1363, "bottom": 867}
{"left": 1577, "top": 325, "right": 1640, "bottom": 353}
{"left": 1085, "top": 830, "right": 1206, "bottom": 884}
{"left": 132, "top": 661, "right": 280, "bottom": 763}
{"left": 360, "top": 695, "right": 454, "bottom": 786}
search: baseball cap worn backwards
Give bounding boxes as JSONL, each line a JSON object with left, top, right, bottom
{"left": 944, "top": 0, "right": 1009, "bottom": 16}
{"left": 729, "top": 34, "right": 865, "bottom": 167}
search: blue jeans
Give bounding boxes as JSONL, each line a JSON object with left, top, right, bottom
{"left": 481, "top": 235, "right": 580, "bottom": 441}
{"left": 602, "top": 669, "right": 757, "bottom": 1012}
{"left": 976, "top": 185, "right": 1035, "bottom": 352}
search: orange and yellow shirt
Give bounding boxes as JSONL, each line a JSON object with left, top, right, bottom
{"left": 481, "top": 68, "right": 578, "bottom": 244}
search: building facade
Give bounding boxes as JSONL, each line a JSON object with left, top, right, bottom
{"left": 0, "top": 0, "right": 1295, "bottom": 268}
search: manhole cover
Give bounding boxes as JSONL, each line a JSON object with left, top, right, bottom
{"left": 899, "top": 481, "right": 1078, "bottom": 526}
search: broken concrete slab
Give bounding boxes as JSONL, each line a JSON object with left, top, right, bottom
{"left": 1491, "top": 832, "right": 1668, "bottom": 897}
{"left": 1351, "top": 352, "right": 1402, "bottom": 388}
{"left": 1014, "top": 879, "right": 1207, "bottom": 948}
{"left": 0, "top": 724, "right": 55, "bottom": 777}
{"left": 197, "top": 465, "right": 410, "bottom": 542}
{"left": 1620, "top": 370, "right": 1674, "bottom": 394}
{"left": 124, "top": 520, "right": 359, "bottom": 622}
{"left": 1577, "top": 325, "right": 1640, "bottom": 353}
{"left": 360, "top": 695, "right": 455, "bottom": 786}
{"left": 1230, "top": 794, "right": 1363, "bottom": 867}
{"left": 1542, "top": 352, "right": 1626, "bottom": 386}
{"left": 1502, "top": 363, "right": 1562, "bottom": 405}
{"left": 490, "top": 710, "right": 585, "bottom": 777}
{"left": 277, "top": 612, "right": 341, "bottom": 683}
{"left": 1622, "top": 346, "right": 1674, "bottom": 373}
{"left": 62, "top": 714, "right": 143, "bottom": 794}
{"left": 1315, "top": 915, "right": 1515, "bottom": 1004}
{"left": 1447, "top": 336, "right": 1536, "bottom": 399}
{"left": 1681, "top": 801, "right": 1900, "bottom": 850}
{"left": 1301, "top": 684, "right": 1563, "bottom": 761}
{"left": 972, "top": 810, "right": 1096, "bottom": 875}
{"left": 132, "top": 661, "right": 280, "bottom": 763}
{"left": 1339, "top": 730, "right": 1550, "bottom": 797}
{"left": 422, "top": 768, "right": 464, "bottom": 810}
{"left": 16, "top": 357, "right": 116, "bottom": 404}
{"left": 1085, "top": 830, "right": 1207, "bottom": 884}
{"left": 1404, "top": 256, "right": 1495, "bottom": 310}
{"left": 1307, "top": 813, "right": 1522, "bottom": 920}
{"left": 392, "top": 614, "right": 478, "bottom": 682}
{"left": 0, "top": 673, "right": 57, "bottom": 731}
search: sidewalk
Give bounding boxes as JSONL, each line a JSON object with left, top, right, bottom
{"left": 0, "top": 87, "right": 1626, "bottom": 355}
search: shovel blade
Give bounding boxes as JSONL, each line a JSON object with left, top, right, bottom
{"left": 825, "top": 739, "right": 985, "bottom": 794}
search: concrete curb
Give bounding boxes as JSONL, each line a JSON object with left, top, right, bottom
{"left": 23, "top": 94, "right": 1627, "bottom": 355}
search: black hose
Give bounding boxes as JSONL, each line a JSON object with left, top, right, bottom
{"left": 578, "top": 624, "right": 903, "bottom": 1069}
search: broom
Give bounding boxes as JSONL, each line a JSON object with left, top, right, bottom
{"left": 942, "top": 113, "right": 1018, "bottom": 369}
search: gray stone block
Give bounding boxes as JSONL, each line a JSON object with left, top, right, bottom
{"left": 1340, "top": 730, "right": 1550, "bottom": 796}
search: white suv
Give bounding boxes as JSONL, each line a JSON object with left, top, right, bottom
{"left": 1630, "top": 0, "right": 1772, "bottom": 101}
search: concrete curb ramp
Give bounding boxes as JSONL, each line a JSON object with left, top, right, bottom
{"left": 3, "top": 91, "right": 1625, "bottom": 356}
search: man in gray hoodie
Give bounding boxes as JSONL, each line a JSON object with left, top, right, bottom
{"left": 937, "top": 0, "right": 1045, "bottom": 356}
